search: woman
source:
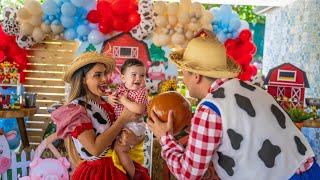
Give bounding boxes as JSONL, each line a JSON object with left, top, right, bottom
{"left": 52, "top": 52, "right": 149, "bottom": 180}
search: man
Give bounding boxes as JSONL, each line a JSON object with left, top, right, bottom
{"left": 147, "top": 37, "right": 319, "bottom": 180}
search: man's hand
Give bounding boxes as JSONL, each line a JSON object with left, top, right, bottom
{"left": 147, "top": 110, "right": 174, "bottom": 139}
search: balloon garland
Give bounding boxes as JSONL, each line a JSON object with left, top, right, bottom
{"left": 0, "top": 23, "right": 28, "bottom": 85}
{"left": 1, "top": 0, "right": 258, "bottom": 81}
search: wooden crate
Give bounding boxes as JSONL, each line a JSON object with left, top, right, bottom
{"left": 24, "top": 38, "right": 79, "bottom": 145}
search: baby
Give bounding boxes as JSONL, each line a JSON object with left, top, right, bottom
{"left": 108, "top": 58, "right": 148, "bottom": 174}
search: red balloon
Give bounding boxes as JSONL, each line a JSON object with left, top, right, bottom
{"left": 97, "top": 1, "right": 111, "bottom": 13}
{"left": 99, "top": 19, "right": 113, "bottom": 34}
{"left": 242, "top": 41, "right": 254, "bottom": 53}
{"left": 224, "top": 39, "right": 236, "bottom": 51}
{"left": 112, "top": 17, "right": 125, "bottom": 31}
{"left": 111, "top": 0, "right": 129, "bottom": 17}
{"left": 250, "top": 45, "right": 257, "bottom": 55}
{"left": 128, "top": 1, "right": 138, "bottom": 13}
{"left": 14, "top": 54, "right": 28, "bottom": 69}
{"left": 87, "top": 10, "right": 101, "bottom": 23}
{"left": 239, "top": 29, "right": 252, "bottom": 41}
{"left": 128, "top": 12, "right": 141, "bottom": 28}
{"left": 20, "top": 71, "right": 26, "bottom": 83}
{"left": 0, "top": 50, "right": 5, "bottom": 61}
{"left": 250, "top": 64, "right": 258, "bottom": 76}
{"left": 237, "top": 64, "right": 252, "bottom": 81}
{"left": 237, "top": 54, "right": 252, "bottom": 65}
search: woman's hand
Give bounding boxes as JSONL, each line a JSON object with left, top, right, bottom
{"left": 107, "top": 93, "right": 118, "bottom": 106}
{"left": 118, "top": 108, "right": 143, "bottom": 124}
{"left": 118, "top": 128, "right": 145, "bottom": 147}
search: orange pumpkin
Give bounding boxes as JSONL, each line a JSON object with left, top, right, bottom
{"left": 148, "top": 91, "right": 192, "bottom": 134}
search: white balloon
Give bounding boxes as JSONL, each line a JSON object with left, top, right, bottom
{"left": 21, "top": 22, "right": 34, "bottom": 35}
{"left": 239, "top": 20, "right": 249, "bottom": 31}
{"left": 17, "top": 7, "right": 31, "bottom": 20}
{"left": 41, "top": 22, "right": 52, "bottom": 33}
{"left": 25, "top": 0, "right": 42, "bottom": 15}
{"left": 30, "top": 16, "right": 42, "bottom": 27}
{"left": 51, "top": 24, "right": 64, "bottom": 34}
{"left": 32, "top": 27, "right": 46, "bottom": 42}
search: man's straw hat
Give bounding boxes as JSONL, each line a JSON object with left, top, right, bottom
{"left": 63, "top": 51, "right": 116, "bottom": 83}
{"left": 169, "top": 37, "right": 241, "bottom": 78}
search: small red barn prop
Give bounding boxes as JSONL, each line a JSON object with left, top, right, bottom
{"left": 264, "top": 63, "right": 309, "bottom": 107}
{"left": 101, "top": 33, "right": 151, "bottom": 84}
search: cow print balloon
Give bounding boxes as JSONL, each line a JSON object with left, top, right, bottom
{"left": 16, "top": 34, "right": 35, "bottom": 49}
{"left": 130, "top": 25, "right": 148, "bottom": 41}
{"left": 140, "top": 19, "right": 155, "bottom": 34}
{"left": 2, "top": 6, "right": 19, "bottom": 20}
{"left": 1, "top": 19, "right": 20, "bottom": 36}
{"left": 138, "top": 0, "right": 154, "bottom": 18}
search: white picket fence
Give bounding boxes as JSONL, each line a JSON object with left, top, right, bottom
{"left": 1, "top": 150, "right": 34, "bottom": 180}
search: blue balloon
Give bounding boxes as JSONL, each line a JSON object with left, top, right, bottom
{"left": 229, "top": 18, "right": 241, "bottom": 31}
{"left": 61, "top": 16, "right": 75, "bottom": 28}
{"left": 77, "top": 25, "right": 90, "bottom": 36}
{"left": 212, "top": 25, "right": 219, "bottom": 31}
{"left": 61, "top": 2, "right": 76, "bottom": 17}
{"left": 53, "top": 0, "right": 61, "bottom": 5}
{"left": 220, "top": 4, "right": 233, "bottom": 14}
{"left": 49, "top": 15, "right": 55, "bottom": 21}
{"left": 84, "top": 0, "right": 97, "bottom": 11}
{"left": 217, "top": 31, "right": 228, "bottom": 43}
{"left": 52, "top": 19, "right": 60, "bottom": 25}
{"left": 232, "top": 31, "right": 240, "bottom": 39}
{"left": 42, "top": 0, "right": 58, "bottom": 16}
{"left": 88, "top": 23, "right": 98, "bottom": 29}
{"left": 71, "top": 0, "right": 89, "bottom": 7}
{"left": 64, "top": 28, "right": 77, "bottom": 40}
{"left": 88, "top": 30, "right": 106, "bottom": 45}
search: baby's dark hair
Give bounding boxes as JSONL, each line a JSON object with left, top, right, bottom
{"left": 121, "top": 58, "right": 145, "bottom": 74}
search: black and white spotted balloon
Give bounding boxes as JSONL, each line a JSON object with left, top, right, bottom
{"left": 2, "top": 6, "right": 19, "bottom": 20}
{"left": 1, "top": 19, "right": 20, "bottom": 36}
{"left": 130, "top": 0, "right": 155, "bottom": 41}
{"left": 138, "top": 0, "right": 154, "bottom": 18}
{"left": 16, "top": 34, "right": 35, "bottom": 49}
{"left": 140, "top": 19, "right": 155, "bottom": 33}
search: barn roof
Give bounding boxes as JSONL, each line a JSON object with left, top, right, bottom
{"left": 101, "top": 33, "right": 151, "bottom": 62}
{"left": 263, "top": 63, "right": 309, "bottom": 87}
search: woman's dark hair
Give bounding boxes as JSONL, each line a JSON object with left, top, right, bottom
{"left": 120, "top": 58, "right": 145, "bottom": 74}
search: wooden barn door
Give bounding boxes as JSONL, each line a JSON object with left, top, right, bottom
{"left": 24, "top": 38, "right": 79, "bottom": 145}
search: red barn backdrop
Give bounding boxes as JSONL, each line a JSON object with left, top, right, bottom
{"left": 101, "top": 33, "right": 151, "bottom": 84}
{"left": 264, "top": 63, "right": 309, "bottom": 107}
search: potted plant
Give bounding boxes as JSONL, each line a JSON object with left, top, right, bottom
{"left": 285, "top": 105, "right": 318, "bottom": 130}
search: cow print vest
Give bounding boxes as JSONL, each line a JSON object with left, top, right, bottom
{"left": 199, "top": 79, "right": 314, "bottom": 180}
{"left": 71, "top": 97, "right": 112, "bottom": 161}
